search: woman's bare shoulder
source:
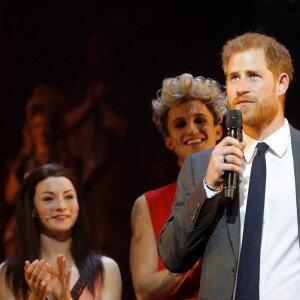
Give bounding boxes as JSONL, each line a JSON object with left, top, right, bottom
{"left": 101, "top": 256, "right": 122, "bottom": 300}
{"left": 101, "top": 256, "right": 120, "bottom": 273}
{"left": 0, "top": 262, "right": 15, "bottom": 300}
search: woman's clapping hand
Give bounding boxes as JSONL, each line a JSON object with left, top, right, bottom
{"left": 25, "top": 255, "right": 72, "bottom": 300}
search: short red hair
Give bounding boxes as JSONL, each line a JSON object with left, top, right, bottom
{"left": 222, "top": 32, "right": 293, "bottom": 81}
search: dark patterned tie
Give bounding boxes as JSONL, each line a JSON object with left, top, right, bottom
{"left": 235, "top": 142, "right": 269, "bottom": 300}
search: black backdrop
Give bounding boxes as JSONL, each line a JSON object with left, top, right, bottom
{"left": 1, "top": 1, "right": 300, "bottom": 299}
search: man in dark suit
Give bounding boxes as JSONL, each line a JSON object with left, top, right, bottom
{"left": 158, "top": 32, "right": 300, "bottom": 299}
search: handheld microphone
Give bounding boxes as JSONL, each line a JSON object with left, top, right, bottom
{"left": 223, "top": 109, "right": 242, "bottom": 200}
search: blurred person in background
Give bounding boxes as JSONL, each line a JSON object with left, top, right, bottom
{"left": 4, "top": 83, "right": 88, "bottom": 257}
{"left": 64, "top": 33, "right": 129, "bottom": 182}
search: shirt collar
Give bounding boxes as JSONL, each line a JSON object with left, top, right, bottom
{"left": 243, "top": 119, "right": 291, "bottom": 163}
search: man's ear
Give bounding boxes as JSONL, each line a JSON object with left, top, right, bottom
{"left": 164, "top": 137, "right": 175, "bottom": 151}
{"left": 215, "top": 124, "right": 223, "bottom": 141}
{"left": 277, "top": 73, "right": 289, "bottom": 96}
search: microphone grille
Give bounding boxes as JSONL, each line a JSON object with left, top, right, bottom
{"left": 225, "top": 109, "right": 242, "bottom": 129}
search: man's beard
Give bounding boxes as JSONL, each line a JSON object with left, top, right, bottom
{"left": 230, "top": 89, "right": 279, "bottom": 127}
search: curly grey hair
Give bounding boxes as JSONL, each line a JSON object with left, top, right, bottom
{"left": 152, "top": 73, "right": 227, "bottom": 137}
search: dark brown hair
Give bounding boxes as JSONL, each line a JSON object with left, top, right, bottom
{"left": 3, "top": 163, "right": 103, "bottom": 298}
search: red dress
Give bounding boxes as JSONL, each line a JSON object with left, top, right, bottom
{"left": 145, "top": 182, "right": 202, "bottom": 300}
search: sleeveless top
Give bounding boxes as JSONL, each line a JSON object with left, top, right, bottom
{"left": 145, "top": 182, "right": 202, "bottom": 300}
{"left": 71, "top": 277, "right": 88, "bottom": 300}
{"left": 71, "top": 275, "right": 102, "bottom": 300}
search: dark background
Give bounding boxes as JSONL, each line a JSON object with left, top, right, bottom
{"left": 0, "top": 1, "right": 300, "bottom": 299}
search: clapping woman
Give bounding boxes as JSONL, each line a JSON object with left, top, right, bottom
{"left": 0, "top": 163, "right": 122, "bottom": 300}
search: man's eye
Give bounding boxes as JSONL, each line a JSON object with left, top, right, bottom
{"left": 194, "top": 118, "right": 206, "bottom": 124}
{"left": 228, "top": 75, "right": 239, "bottom": 81}
{"left": 251, "top": 74, "right": 259, "bottom": 78}
{"left": 175, "top": 121, "right": 186, "bottom": 128}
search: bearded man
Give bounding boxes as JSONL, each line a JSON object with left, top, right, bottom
{"left": 158, "top": 33, "right": 300, "bottom": 300}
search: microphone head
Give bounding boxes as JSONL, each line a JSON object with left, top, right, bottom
{"left": 225, "top": 109, "right": 242, "bottom": 129}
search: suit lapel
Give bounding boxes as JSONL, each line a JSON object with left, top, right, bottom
{"left": 226, "top": 201, "right": 240, "bottom": 257}
{"left": 225, "top": 180, "right": 240, "bottom": 258}
{"left": 290, "top": 126, "right": 300, "bottom": 246}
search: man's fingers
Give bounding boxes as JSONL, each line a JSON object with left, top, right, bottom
{"left": 222, "top": 154, "right": 243, "bottom": 168}
{"left": 215, "top": 145, "right": 244, "bottom": 160}
{"left": 217, "top": 136, "right": 243, "bottom": 148}
{"left": 241, "top": 140, "right": 247, "bottom": 151}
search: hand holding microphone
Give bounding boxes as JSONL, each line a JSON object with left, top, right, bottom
{"left": 205, "top": 109, "right": 245, "bottom": 197}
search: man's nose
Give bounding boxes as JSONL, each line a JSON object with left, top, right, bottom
{"left": 187, "top": 121, "right": 199, "bottom": 135}
{"left": 237, "top": 77, "right": 250, "bottom": 95}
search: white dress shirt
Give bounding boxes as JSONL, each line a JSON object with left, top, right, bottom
{"left": 240, "top": 119, "right": 300, "bottom": 299}
{"left": 204, "top": 119, "right": 300, "bottom": 299}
